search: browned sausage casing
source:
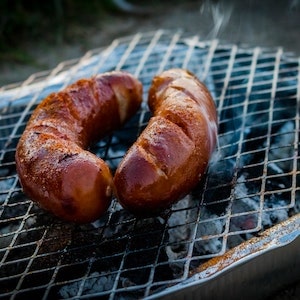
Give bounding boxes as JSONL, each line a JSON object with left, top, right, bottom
{"left": 15, "top": 71, "right": 142, "bottom": 223}
{"left": 113, "top": 69, "right": 218, "bottom": 215}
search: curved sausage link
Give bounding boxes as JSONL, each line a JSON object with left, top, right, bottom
{"left": 16, "top": 71, "right": 142, "bottom": 223}
{"left": 114, "top": 69, "right": 218, "bottom": 215}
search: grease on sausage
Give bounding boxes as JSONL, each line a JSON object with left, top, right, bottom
{"left": 15, "top": 71, "right": 142, "bottom": 223}
{"left": 113, "top": 69, "right": 218, "bottom": 215}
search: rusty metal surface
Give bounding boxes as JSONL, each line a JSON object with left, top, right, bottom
{"left": 149, "top": 214, "right": 300, "bottom": 300}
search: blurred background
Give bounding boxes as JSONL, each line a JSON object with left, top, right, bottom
{"left": 0, "top": 0, "right": 299, "bottom": 86}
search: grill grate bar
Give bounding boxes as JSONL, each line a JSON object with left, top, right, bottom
{"left": 199, "top": 39, "right": 218, "bottom": 82}
{"left": 143, "top": 222, "right": 170, "bottom": 298}
{"left": 258, "top": 48, "right": 283, "bottom": 229}
{"left": 181, "top": 35, "right": 199, "bottom": 70}
{"left": 0, "top": 202, "right": 34, "bottom": 268}
{"left": 183, "top": 39, "right": 237, "bottom": 274}
{"left": 291, "top": 58, "right": 300, "bottom": 207}
{"left": 224, "top": 47, "right": 261, "bottom": 237}
{"left": 157, "top": 31, "right": 182, "bottom": 74}
{"left": 134, "top": 30, "right": 164, "bottom": 78}
{"left": 115, "top": 33, "right": 142, "bottom": 72}
{"left": 10, "top": 228, "right": 48, "bottom": 300}
{"left": 42, "top": 256, "right": 63, "bottom": 300}
{"left": 213, "top": 45, "right": 239, "bottom": 248}
{"left": 73, "top": 258, "right": 95, "bottom": 300}
{"left": 89, "top": 39, "right": 120, "bottom": 75}
{"left": 216, "top": 45, "right": 238, "bottom": 119}
{"left": 108, "top": 220, "right": 138, "bottom": 300}
{"left": 0, "top": 31, "right": 299, "bottom": 299}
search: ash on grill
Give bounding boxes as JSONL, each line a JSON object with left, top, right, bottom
{"left": 0, "top": 32, "right": 299, "bottom": 299}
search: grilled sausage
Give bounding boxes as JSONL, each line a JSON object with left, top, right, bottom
{"left": 15, "top": 71, "right": 142, "bottom": 223}
{"left": 114, "top": 69, "right": 218, "bottom": 215}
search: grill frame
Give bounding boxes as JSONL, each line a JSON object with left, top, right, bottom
{"left": 0, "top": 30, "right": 299, "bottom": 299}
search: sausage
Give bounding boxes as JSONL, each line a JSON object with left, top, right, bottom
{"left": 15, "top": 71, "right": 142, "bottom": 223}
{"left": 113, "top": 69, "right": 218, "bottom": 215}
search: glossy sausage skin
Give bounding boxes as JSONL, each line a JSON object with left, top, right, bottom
{"left": 15, "top": 71, "right": 142, "bottom": 223}
{"left": 114, "top": 69, "right": 218, "bottom": 215}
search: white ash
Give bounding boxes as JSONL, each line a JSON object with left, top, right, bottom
{"left": 267, "top": 121, "right": 295, "bottom": 172}
{"left": 1, "top": 215, "right": 38, "bottom": 251}
{"left": 165, "top": 195, "right": 224, "bottom": 262}
{"left": 268, "top": 162, "right": 284, "bottom": 174}
{"left": 230, "top": 176, "right": 260, "bottom": 234}
{"left": 165, "top": 195, "right": 197, "bottom": 270}
{"left": 233, "top": 175, "right": 290, "bottom": 230}
{"left": 164, "top": 161, "right": 294, "bottom": 266}
{"left": 91, "top": 200, "right": 129, "bottom": 237}
{"left": 235, "top": 175, "right": 259, "bottom": 202}
{"left": 24, "top": 215, "right": 37, "bottom": 228}
{"left": 262, "top": 196, "right": 290, "bottom": 228}
{"left": 194, "top": 207, "right": 224, "bottom": 255}
{"left": 167, "top": 195, "right": 197, "bottom": 245}
{"left": 59, "top": 272, "right": 115, "bottom": 298}
{"left": 0, "top": 223, "right": 20, "bottom": 248}
{"left": 106, "top": 117, "right": 299, "bottom": 279}
{"left": 0, "top": 176, "right": 15, "bottom": 204}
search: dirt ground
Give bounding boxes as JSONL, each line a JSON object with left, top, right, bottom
{"left": 0, "top": 0, "right": 299, "bottom": 86}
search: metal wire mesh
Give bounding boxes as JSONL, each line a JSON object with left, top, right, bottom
{"left": 0, "top": 30, "right": 299, "bottom": 299}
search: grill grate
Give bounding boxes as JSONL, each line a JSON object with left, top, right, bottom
{"left": 0, "top": 30, "right": 299, "bottom": 299}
